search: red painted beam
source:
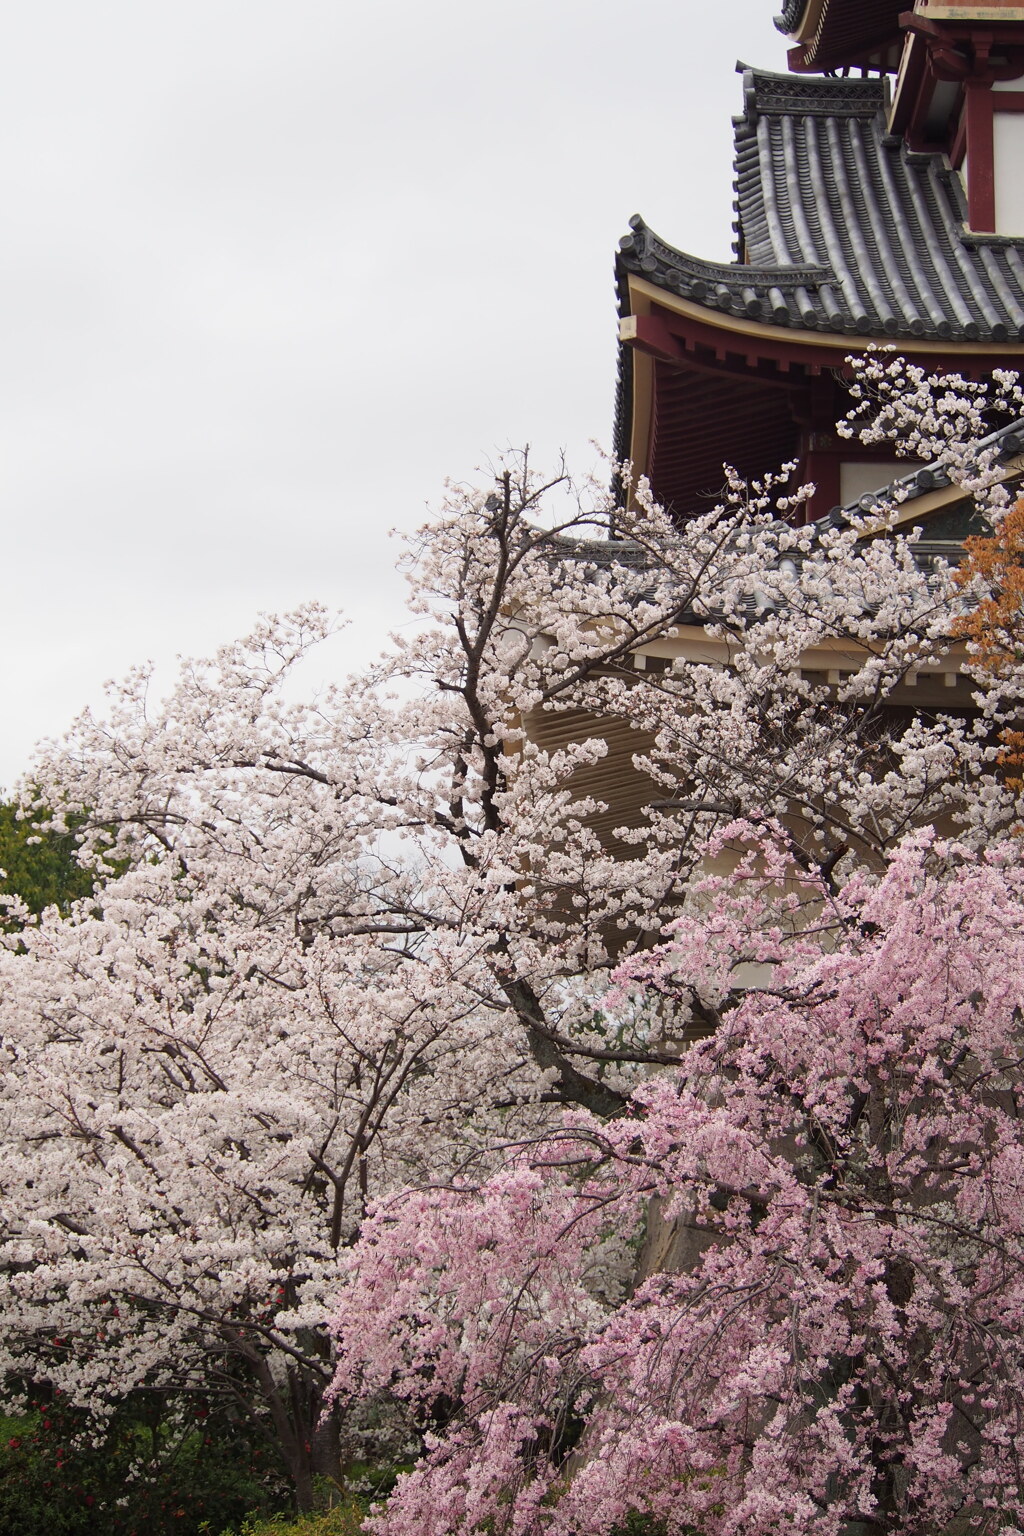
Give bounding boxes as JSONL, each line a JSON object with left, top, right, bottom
{"left": 626, "top": 314, "right": 684, "bottom": 363}
{"left": 965, "top": 81, "right": 996, "bottom": 232}
{"left": 626, "top": 303, "right": 1005, "bottom": 382}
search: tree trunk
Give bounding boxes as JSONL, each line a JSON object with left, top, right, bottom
{"left": 311, "top": 1397, "right": 344, "bottom": 1488}
{"left": 631, "top": 1192, "right": 717, "bottom": 1287}
{"left": 252, "top": 1353, "right": 321, "bottom": 1513}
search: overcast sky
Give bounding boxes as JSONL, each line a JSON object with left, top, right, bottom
{"left": 0, "top": 1, "right": 789, "bottom": 787}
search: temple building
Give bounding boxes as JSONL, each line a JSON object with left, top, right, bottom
{"left": 614, "top": 0, "right": 1024, "bottom": 524}
{"left": 526, "top": 1, "right": 1024, "bottom": 865}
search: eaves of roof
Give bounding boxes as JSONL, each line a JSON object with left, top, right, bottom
{"left": 811, "top": 415, "right": 1024, "bottom": 530}
{"left": 772, "top": 0, "right": 904, "bottom": 70}
{"left": 559, "top": 416, "right": 1024, "bottom": 599}
{"left": 774, "top": 1, "right": 806, "bottom": 34}
{"left": 617, "top": 70, "right": 1024, "bottom": 347}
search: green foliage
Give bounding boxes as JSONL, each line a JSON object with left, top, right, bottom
{"left": 224, "top": 1505, "right": 367, "bottom": 1536}
{"left": 609, "top": 1516, "right": 670, "bottom": 1536}
{"left": 0, "top": 799, "right": 97, "bottom": 921}
{"left": 0, "top": 1393, "right": 281, "bottom": 1536}
{"left": 214, "top": 1464, "right": 416, "bottom": 1534}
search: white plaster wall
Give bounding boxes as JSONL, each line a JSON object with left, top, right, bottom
{"left": 994, "top": 111, "right": 1024, "bottom": 235}
{"left": 839, "top": 461, "right": 907, "bottom": 504}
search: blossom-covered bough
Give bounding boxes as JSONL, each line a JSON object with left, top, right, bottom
{"left": 332, "top": 831, "right": 1024, "bottom": 1536}
{"left": 1, "top": 354, "right": 1023, "bottom": 1522}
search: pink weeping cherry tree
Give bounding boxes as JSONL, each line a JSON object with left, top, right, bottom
{"left": 331, "top": 828, "right": 1024, "bottom": 1536}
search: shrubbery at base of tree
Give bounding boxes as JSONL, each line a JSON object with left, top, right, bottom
{"left": 230, "top": 1508, "right": 367, "bottom": 1536}
{"left": 0, "top": 1393, "right": 281, "bottom": 1536}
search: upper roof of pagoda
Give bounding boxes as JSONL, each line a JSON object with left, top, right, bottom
{"left": 774, "top": 0, "right": 905, "bottom": 73}
{"left": 616, "top": 67, "right": 1024, "bottom": 345}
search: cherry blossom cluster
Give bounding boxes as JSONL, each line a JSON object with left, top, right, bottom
{"left": 0, "top": 374, "right": 1021, "bottom": 1511}
{"left": 333, "top": 832, "right": 1024, "bottom": 1535}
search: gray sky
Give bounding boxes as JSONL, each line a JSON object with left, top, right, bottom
{"left": 0, "top": 1, "right": 788, "bottom": 787}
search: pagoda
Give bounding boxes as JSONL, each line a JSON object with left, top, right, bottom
{"left": 615, "top": 0, "right": 1024, "bottom": 523}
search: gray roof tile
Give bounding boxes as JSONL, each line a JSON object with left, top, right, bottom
{"left": 774, "top": 2, "right": 805, "bottom": 33}
{"left": 617, "top": 70, "right": 1024, "bottom": 344}
{"left": 812, "top": 415, "right": 1024, "bottom": 528}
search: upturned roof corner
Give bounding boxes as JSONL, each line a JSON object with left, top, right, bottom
{"left": 613, "top": 3, "right": 1024, "bottom": 522}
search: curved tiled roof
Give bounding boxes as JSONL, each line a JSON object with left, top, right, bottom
{"left": 813, "top": 415, "right": 1024, "bottom": 525}
{"left": 772, "top": 0, "right": 904, "bottom": 69}
{"left": 558, "top": 418, "right": 1024, "bottom": 607}
{"left": 617, "top": 70, "right": 1024, "bottom": 343}
{"left": 774, "top": 1, "right": 805, "bottom": 34}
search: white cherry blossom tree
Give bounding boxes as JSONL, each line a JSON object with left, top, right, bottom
{"left": 0, "top": 357, "right": 1021, "bottom": 1510}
